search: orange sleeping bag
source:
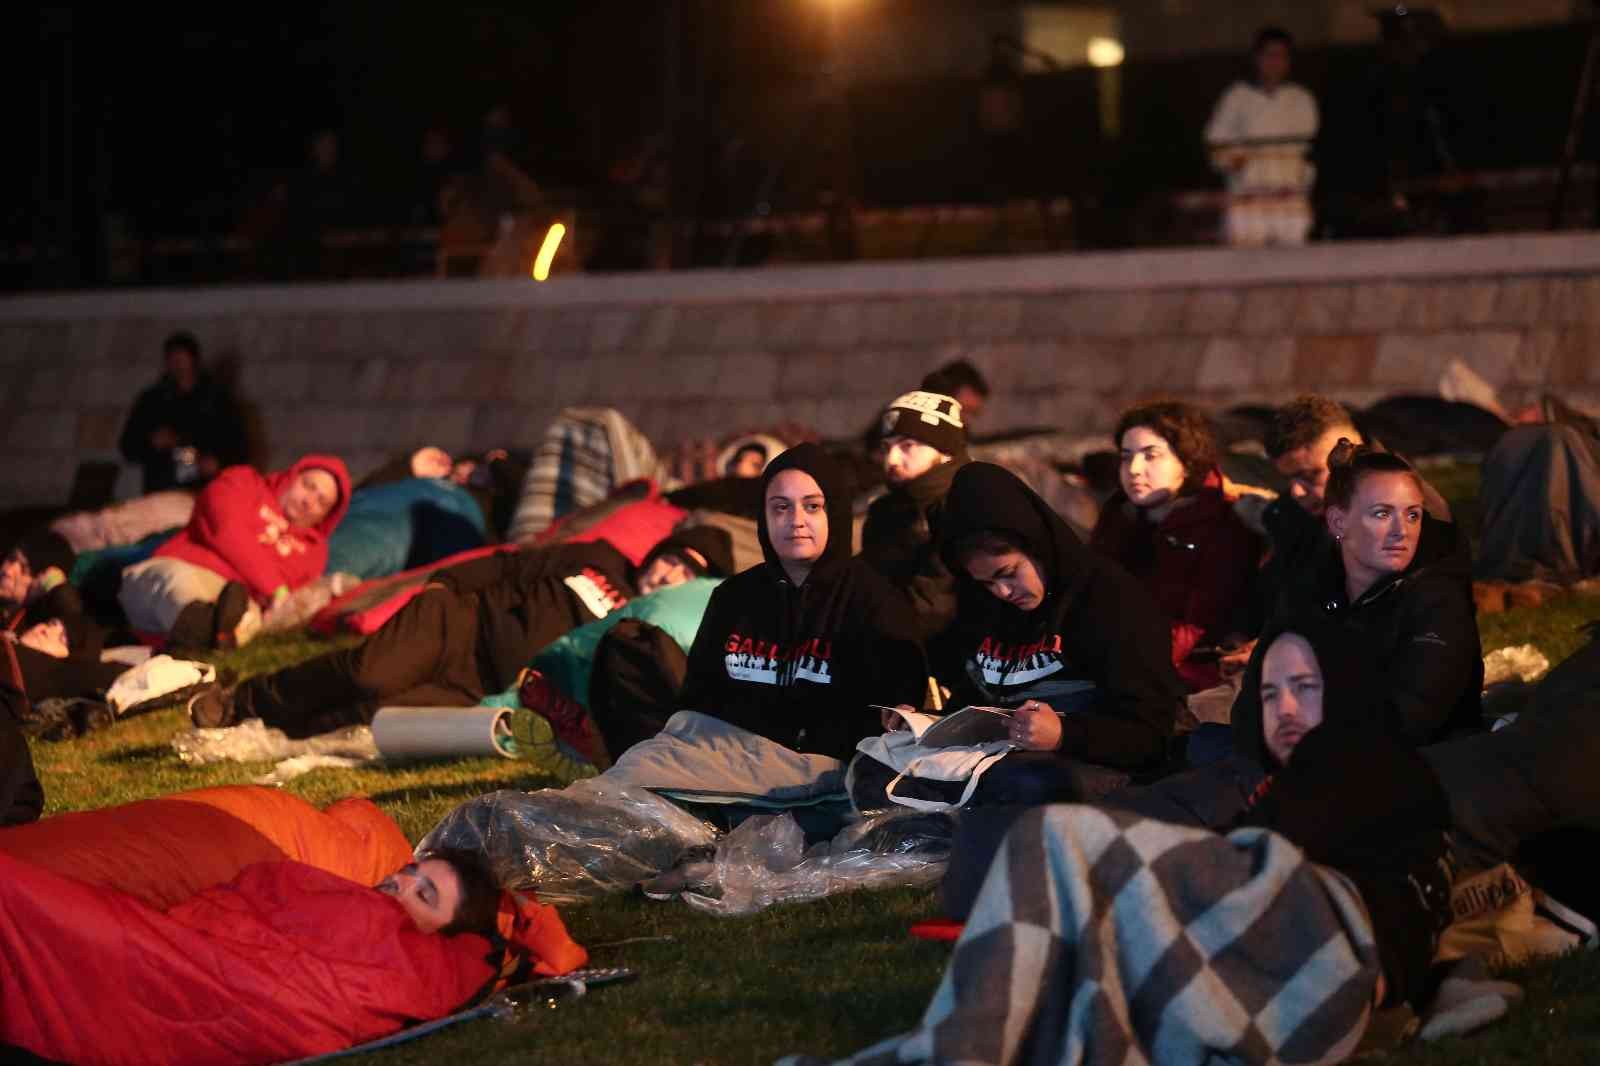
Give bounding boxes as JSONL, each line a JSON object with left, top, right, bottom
{"left": 0, "top": 785, "right": 412, "bottom": 909}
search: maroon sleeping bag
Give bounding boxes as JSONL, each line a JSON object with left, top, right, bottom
{"left": 0, "top": 854, "right": 501, "bottom": 1065}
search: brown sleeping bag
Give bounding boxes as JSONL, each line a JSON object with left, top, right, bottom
{"left": 0, "top": 785, "right": 412, "bottom": 909}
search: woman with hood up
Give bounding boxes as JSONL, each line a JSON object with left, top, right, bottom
{"left": 677, "top": 443, "right": 928, "bottom": 761}
{"left": 119, "top": 455, "right": 351, "bottom": 650}
{"left": 1088, "top": 401, "right": 1263, "bottom": 691}
{"left": 931, "top": 462, "right": 1185, "bottom": 804}
{"left": 1253, "top": 441, "right": 1482, "bottom": 744}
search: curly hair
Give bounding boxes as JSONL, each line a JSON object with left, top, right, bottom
{"left": 1322, "top": 440, "right": 1423, "bottom": 512}
{"left": 1267, "top": 395, "right": 1357, "bottom": 460}
{"left": 1113, "top": 401, "right": 1221, "bottom": 494}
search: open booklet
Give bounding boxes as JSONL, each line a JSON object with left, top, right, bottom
{"left": 874, "top": 705, "right": 1015, "bottom": 748}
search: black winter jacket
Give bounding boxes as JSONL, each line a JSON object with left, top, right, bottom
{"left": 934, "top": 463, "right": 1183, "bottom": 772}
{"left": 859, "top": 456, "right": 966, "bottom": 640}
{"left": 117, "top": 373, "right": 247, "bottom": 494}
{"left": 679, "top": 444, "right": 928, "bottom": 761}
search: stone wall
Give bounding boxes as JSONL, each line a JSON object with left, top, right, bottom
{"left": 3, "top": 232, "right": 1600, "bottom": 506}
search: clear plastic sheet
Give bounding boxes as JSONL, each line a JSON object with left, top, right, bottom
{"left": 171, "top": 718, "right": 378, "bottom": 766}
{"left": 260, "top": 572, "right": 362, "bottom": 634}
{"left": 680, "top": 809, "right": 953, "bottom": 916}
{"left": 416, "top": 780, "right": 720, "bottom": 905}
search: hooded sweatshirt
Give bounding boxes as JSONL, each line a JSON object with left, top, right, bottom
{"left": 1227, "top": 614, "right": 1454, "bottom": 1009}
{"left": 935, "top": 463, "right": 1182, "bottom": 772}
{"left": 860, "top": 454, "right": 967, "bottom": 639}
{"left": 1257, "top": 502, "right": 1482, "bottom": 744}
{"left": 1088, "top": 469, "right": 1264, "bottom": 690}
{"left": 155, "top": 456, "right": 352, "bottom": 603}
{"left": 678, "top": 443, "right": 928, "bottom": 761}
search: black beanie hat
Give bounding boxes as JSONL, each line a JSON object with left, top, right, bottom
{"left": 879, "top": 391, "right": 967, "bottom": 457}
{"left": 641, "top": 525, "right": 736, "bottom": 579}
{"left": 6, "top": 530, "right": 75, "bottom": 584}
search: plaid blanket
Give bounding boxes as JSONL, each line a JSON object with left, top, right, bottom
{"left": 785, "top": 805, "right": 1381, "bottom": 1066}
{"left": 506, "top": 408, "right": 658, "bottom": 543}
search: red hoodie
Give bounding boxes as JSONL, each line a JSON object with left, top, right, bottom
{"left": 155, "top": 455, "right": 351, "bottom": 603}
{"left": 1088, "top": 469, "right": 1264, "bottom": 691}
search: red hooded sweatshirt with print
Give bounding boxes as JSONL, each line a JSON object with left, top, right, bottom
{"left": 155, "top": 455, "right": 351, "bottom": 603}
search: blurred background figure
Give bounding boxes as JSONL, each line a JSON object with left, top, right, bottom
{"left": 1205, "top": 27, "right": 1319, "bottom": 246}
{"left": 117, "top": 332, "right": 246, "bottom": 495}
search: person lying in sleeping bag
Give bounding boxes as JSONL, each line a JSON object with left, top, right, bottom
{"left": 119, "top": 454, "right": 351, "bottom": 651}
{"left": 904, "top": 462, "right": 1183, "bottom": 807}
{"left": 187, "top": 526, "right": 735, "bottom": 738}
{"left": 0, "top": 845, "right": 586, "bottom": 1066}
{"left": 674, "top": 443, "right": 929, "bottom": 762}
{"left": 3, "top": 531, "right": 125, "bottom": 707}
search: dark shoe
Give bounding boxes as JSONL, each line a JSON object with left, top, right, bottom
{"left": 213, "top": 582, "right": 252, "bottom": 649}
{"left": 517, "top": 668, "right": 609, "bottom": 767}
{"left": 186, "top": 683, "right": 236, "bottom": 729}
{"left": 168, "top": 600, "right": 218, "bottom": 654}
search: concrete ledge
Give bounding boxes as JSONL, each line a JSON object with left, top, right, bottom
{"left": 5, "top": 232, "right": 1600, "bottom": 318}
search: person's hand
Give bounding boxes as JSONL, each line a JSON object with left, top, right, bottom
{"left": 150, "top": 426, "right": 179, "bottom": 451}
{"left": 881, "top": 704, "right": 914, "bottom": 732}
{"left": 1011, "top": 700, "right": 1062, "bottom": 751}
{"left": 19, "top": 620, "right": 69, "bottom": 659}
{"left": 1219, "top": 639, "right": 1257, "bottom": 679}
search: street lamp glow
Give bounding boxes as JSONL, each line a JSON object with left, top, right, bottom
{"left": 532, "top": 223, "right": 566, "bottom": 282}
{"left": 1086, "top": 37, "right": 1124, "bottom": 68}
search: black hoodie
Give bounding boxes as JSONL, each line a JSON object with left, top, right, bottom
{"left": 1227, "top": 615, "right": 1454, "bottom": 1010}
{"left": 935, "top": 463, "right": 1182, "bottom": 772}
{"left": 1256, "top": 502, "right": 1482, "bottom": 744}
{"left": 860, "top": 454, "right": 967, "bottom": 640}
{"left": 678, "top": 444, "right": 928, "bottom": 761}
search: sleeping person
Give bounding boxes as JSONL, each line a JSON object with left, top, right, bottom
{"left": 187, "top": 528, "right": 733, "bottom": 738}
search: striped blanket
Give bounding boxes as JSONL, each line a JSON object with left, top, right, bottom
{"left": 506, "top": 408, "right": 658, "bottom": 543}
{"left": 785, "top": 805, "right": 1381, "bottom": 1066}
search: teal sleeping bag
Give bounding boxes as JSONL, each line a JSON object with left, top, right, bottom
{"left": 325, "top": 479, "right": 488, "bottom": 580}
{"left": 482, "top": 578, "right": 721, "bottom": 710}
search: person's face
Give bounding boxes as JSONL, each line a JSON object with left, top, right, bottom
{"left": 954, "top": 386, "right": 985, "bottom": 424}
{"left": 0, "top": 551, "right": 31, "bottom": 604}
{"left": 1260, "top": 632, "right": 1324, "bottom": 766}
{"left": 637, "top": 552, "right": 695, "bottom": 596}
{"left": 165, "top": 348, "right": 198, "bottom": 393}
{"left": 765, "top": 469, "right": 829, "bottom": 567}
{"left": 1256, "top": 41, "right": 1291, "bottom": 87}
{"left": 1118, "top": 425, "right": 1187, "bottom": 509}
{"left": 1274, "top": 427, "right": 1357, "bottom": 517}
{"left": 1326, "top": 472, "right": 1424, "bottom": 585}
{"left": 882, "top": 436, "right": 948, "bottom": 486}
{"left": 280, "top": 469, "right": 339, "bottom": 528}
{"left": 410, "top": 446, "right": 453, "bottom": 480}
{"left": 964, "top": 548, "right": 1047, "bottom": 612}
{"left": 19, "top": 619, "right": 68, "bottom": 659}
{"left": 729, "top": 448, "right": 767, "bottom": 479}
{"left": 376, "top": 859, "right": 464, "bottom": 934}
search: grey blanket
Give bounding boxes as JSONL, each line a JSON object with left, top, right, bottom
{"left": 785, "top": 805, "right": 1381, "bottom": 1066}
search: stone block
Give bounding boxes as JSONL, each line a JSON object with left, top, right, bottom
{"left": 761, "top": 303, "right": 822, "bottom": 351}
{"left": 1182, "top": 289, "right": 1244, "bottom": 334}
{"left": 1238, "top": 287, "right": 1298, "bottom": 336}
{"left": 1492, "top": 279, "right": 1547, "bottom": 325}
{"left": 1292, "top": 335, "right": 1377, "bottom": 388}
{"left": 0, "top": 324, "right": 41, "bottom": 363}
{"left": 634, "top": 305, "right": 680, "bottom": 352}
{"left": 451, "top": 357, "right": 513, "bottom": 402}
{"left": 5, "top": 409, "right": 74, "bottom": 451}
{"left": 817, "top": 302, "right": 863, "bottom": 349}
{"left": 1196, "top": 336, "right": 1295, "bottom": 391}
{"left": 669, "top": 307, "right": 719, "bottom": 351}
{"left": 1577, "top": 277, "right": 1600, "bottom": 323}
{"left": 75, "top": 408, "right": 123, "bottom": 451}
{"left": 653, "top": 353, "right": 721, "bottom": 400}
{"left": 1070, "top": 291, "right": 1180, "bottom": 338}
{"left": 1289, "top": 285, "right": 1354, "bottom": 335}
{"left": 474, "top": 405, "right": 555, "bottom": 451}
{"left": 542, "top": 310, "right": 592, "bottom": 354}
{"left": 705, "top": 349, "right": 771, "bottom": 401}
{"left": 1374, "top": 332, "right": 1521, "bottom": 389}
{"left": 958, "top": 297, "right": 1024, "bottom": 341}
{"left": 508, "top": 353, "right": 559, "bottom": 401}
{"left": 233, "top": 315, "right": 300, "bottom": 362}
{"left": 1347, "top": 282, "right": 1412, "bottom": 331}
{"left": 1542, "top": 277, "right": 1586, "bottom": 325}
{"left": 588, "top": 307, "right": 640, "bottom": 352}
{"left": 707, "top": 306, "right": 763, "bottom": 350}
{"left": 238, "top": 360, "right": 312, "bottom": 404}
{"left": 64, "top": 321, "right": 116, "bottom": 363}
{"left": 24, "top": 365, "right": 76, "bottom": 409}
{"left": 77, "top": 363, "right": 152, "bottom": 407}
{"left": 1018, "top": 292, "right": 1077, "bottom": 339}
{"left": 1119, "top": 336, "right": 1204, "bottom": 392}
{"left": 548, "top": 354, "right": 595, "bottom": 401}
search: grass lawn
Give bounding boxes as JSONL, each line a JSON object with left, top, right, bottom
{"left": 24, "top": 469, "right": 1600, "bottom": 1064}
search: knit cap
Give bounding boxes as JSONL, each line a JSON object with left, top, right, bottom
{"left": 879, "top": 391, "right": 967, "bottom": 457}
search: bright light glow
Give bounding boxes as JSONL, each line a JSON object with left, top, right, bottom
{"left": 532, "top": 223, "right": 566, "bottom": 281}
{"left": 1086, "top": 37, "right": 1124, "bottom": 68}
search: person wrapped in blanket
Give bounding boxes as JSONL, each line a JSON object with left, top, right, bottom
{"left": 118, "top": 455, "right": 352, "bottom": 651}
{"left": 1087, "top": 401, "right": 1263, "bottom": 692}
{"left": 0, "top": 842, "right": 584, "bottom": 1066}
{"left": 804, "top": 618, "right": 1462, "bottom": 1066}
{"left": 2, "top": 531, "right": 125, "bottom": 711}
{"left": 608, "top": 444, "right": 929, "bottom": 764}
{"left": 859, "top": 390, "right": 970, "bottom": 640}
{"left": 186, "top": 527, "right": 734, "bottom": 738}
{"left": 854, "top": 463, "right": 1183, "bottom": 809}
